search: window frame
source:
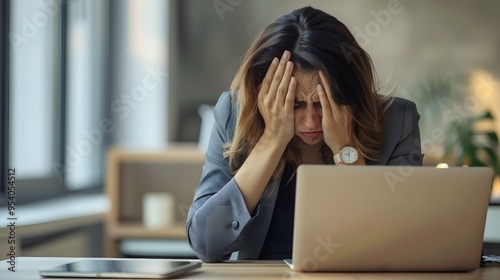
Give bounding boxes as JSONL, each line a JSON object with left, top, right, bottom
{"left": 0, "top": 0, "right": 10, "bottom": 199}
{"left": 1, "top": 0, "right": 106, "bottom": 207}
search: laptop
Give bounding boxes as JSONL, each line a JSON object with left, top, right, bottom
{"left": 285, "top": 165, "right": 493, "bottom": 272}
{"left": 39, "top": 259, "right": 201, "bottom": 278}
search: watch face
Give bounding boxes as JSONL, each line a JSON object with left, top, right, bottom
{"left": 340, "top": 146, "right": 358, "bottom": 164}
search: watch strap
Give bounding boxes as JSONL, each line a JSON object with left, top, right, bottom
{"left": 333, "top": 151, "right": 342, "bottom": 165}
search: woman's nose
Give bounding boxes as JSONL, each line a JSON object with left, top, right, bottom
{"left": 304, "top": 106, "right": 321, "bottom": 128}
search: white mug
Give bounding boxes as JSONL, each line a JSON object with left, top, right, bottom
{"left": 143, "top": 192, "right": 176, "bottom": 228}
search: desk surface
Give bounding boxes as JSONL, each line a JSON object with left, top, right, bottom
{"left": 1, "top": 257, "right": 499, "bottom": 280}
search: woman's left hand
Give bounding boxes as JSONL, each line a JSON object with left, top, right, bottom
{"left": 317, "top": 70, "right": 355, "bottom": 153}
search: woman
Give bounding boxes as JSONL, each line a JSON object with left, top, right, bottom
{"left": 186, "top": 6, "right": 423, "bottom": 262}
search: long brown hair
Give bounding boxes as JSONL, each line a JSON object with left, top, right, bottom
{"left": 225, "top": 6, "right": 389, "bottom": 184}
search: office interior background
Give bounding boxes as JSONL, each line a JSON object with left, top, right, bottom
{"left": 0, "top": 0, "right": 499, "bottom": 258}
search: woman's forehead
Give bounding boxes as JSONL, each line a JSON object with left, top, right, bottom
{"left": 293, "top": 70, "right": 320, "bottom": 85}
{"left": 293, "top": 70, "right": 321, "bottom": 100}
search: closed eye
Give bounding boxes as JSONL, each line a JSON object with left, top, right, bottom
{"left": 294, "top": 101, "right": 306, "bottom": 109}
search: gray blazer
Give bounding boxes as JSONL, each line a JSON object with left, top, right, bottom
{"left": 186, "top": 91, "right": 423, "bottom": 262}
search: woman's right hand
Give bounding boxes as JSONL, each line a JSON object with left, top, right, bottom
{"left": 257, "top": 50, "right": 297, "bottom": 146}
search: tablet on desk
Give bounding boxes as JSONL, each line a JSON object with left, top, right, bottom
{"left": 39, "top": 259, "right": 201, "bottom": 278}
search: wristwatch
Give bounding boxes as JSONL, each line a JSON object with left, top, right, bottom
{"left": 333, "top": 146, "right": 358, "bottom": 165}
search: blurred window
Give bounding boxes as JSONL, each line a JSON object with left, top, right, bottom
{"left": 2, "top": 0, "right": 109, "bottom": 206}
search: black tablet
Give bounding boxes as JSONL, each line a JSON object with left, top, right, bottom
{"left": 39, "top": 259, "right": 201, "bottom": 278}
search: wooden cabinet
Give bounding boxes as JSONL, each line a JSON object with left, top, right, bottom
{"left": 105, "top": 145, "right": 205, "bottom": 257}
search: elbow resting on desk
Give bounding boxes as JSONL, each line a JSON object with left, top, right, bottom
{"left": 186, "top": 180, "right": 254, "bottom": 262}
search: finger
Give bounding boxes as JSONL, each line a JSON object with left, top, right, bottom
{"left": 258, "top": 57, "right": 279, "bottom": 99}
{"left": 319, "top": 70, "right": 340, "bottom": 116}
{"left": 317, "top": 84, "right": 333, "bottom": 119}
{"left": 284, "top": 76, "right": 297, "bottom": 114}
{"left": 267, "top": 50, "right": 291, "bottom": 101}
{"left": 276, "top": 61, "right": 294, "bottom": 105}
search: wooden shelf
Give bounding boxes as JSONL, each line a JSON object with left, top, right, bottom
{"left": 105, "top": 145, "right": 204, "bottom": 257}
{"left": 107, "top": 145, "right": 205, "bottom": 163}
{"left": 107, "top": 222, "right": 186, "bottom": 239}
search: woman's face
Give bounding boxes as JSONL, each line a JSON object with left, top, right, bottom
{"left": 293, "top": 70, "right": 324, "bottom": 146}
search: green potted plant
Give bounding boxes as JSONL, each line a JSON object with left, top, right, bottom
{"left": 443, "top": 111, "right": 499, "bottom": 175}
{"left": 407, "top": 75, "right": 500, "bottom": 202}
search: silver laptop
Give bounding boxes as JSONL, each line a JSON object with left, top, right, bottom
{"left": 285, "top": 165, "right": 493, "bottom": 272}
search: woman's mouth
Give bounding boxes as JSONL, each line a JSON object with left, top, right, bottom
{"left": 300, "top": 131, "right": 323, "bottom": 138}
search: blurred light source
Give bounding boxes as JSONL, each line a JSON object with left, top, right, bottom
{"left": 128, "top": 0, "right": 167, "bottom": 63}
{"left": 470, "top": 70, "right": 500, "bottom": 136}
{"left": 492, "top": 176, "right": 500, "bottom": 202}
{"left": 436, "top": 163, "right": 449, "bottom": 168}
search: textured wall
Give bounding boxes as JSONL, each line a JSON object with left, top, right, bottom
{"left": 173, "top": 0, "right": 500, "bottom": 153}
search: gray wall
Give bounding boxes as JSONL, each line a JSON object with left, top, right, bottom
{"left": 170, "top": 0, "right": 500, "bottom": 145}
